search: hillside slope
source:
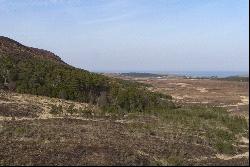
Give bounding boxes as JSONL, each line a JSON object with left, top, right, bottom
{"left": 0, "top": 36, "right": 175, "bottom": 113}
{"left": 0, "top": 90, "right": 248, "bottom": 166}
{"left": 0, "top": 36, "right": 65, "bottom": 64}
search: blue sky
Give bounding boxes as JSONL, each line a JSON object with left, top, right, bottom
{"left": 0, "top": 0, "right": 249, "bottom": 72}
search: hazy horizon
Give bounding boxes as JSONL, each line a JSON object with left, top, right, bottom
{"left": 0, "top": 0, "right": 249, "bottom": 72}
{"left": 93, "top": 70, "right": 249, "bottom": 73}
{"left": 94, "top": 70, "right": 249, "bottom": 78}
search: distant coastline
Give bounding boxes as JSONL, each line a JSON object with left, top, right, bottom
{"left": 95, "top": 71, "right": 249, "bottom": 78}
{"left": 160, "top": 71, "right": 249, "bottom": 78}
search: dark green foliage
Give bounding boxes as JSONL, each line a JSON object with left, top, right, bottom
{"left": 0, "top": 55, "right": 175, "bottom": 113}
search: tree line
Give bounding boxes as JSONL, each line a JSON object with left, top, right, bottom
{"left": 0, "top": 55, "right": 175, "bottom": 113}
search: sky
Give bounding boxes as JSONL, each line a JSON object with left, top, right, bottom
{"left": 0, "top": 0, "right": 249, "bottom": 72}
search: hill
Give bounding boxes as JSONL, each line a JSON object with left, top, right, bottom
{"left": 0, "top": 36, "right": 65, "bottom": 64}
{"left": 0, "top": 36, "right": 175, "bottom": 113}
{"left": 0, "top": 37, "right": 248, "bottom": 166}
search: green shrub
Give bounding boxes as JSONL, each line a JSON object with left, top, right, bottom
{"left": 66, "top": 104, "right": 77, "bottom": 115}
{"left": 215, "top": 140, "right": 235, "bottom": 154}
{"left": 50, "top": 104, "right": 63, "bottom": 115}
{"left": 78, "top": 107, "right": 93, "bottom": 117}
